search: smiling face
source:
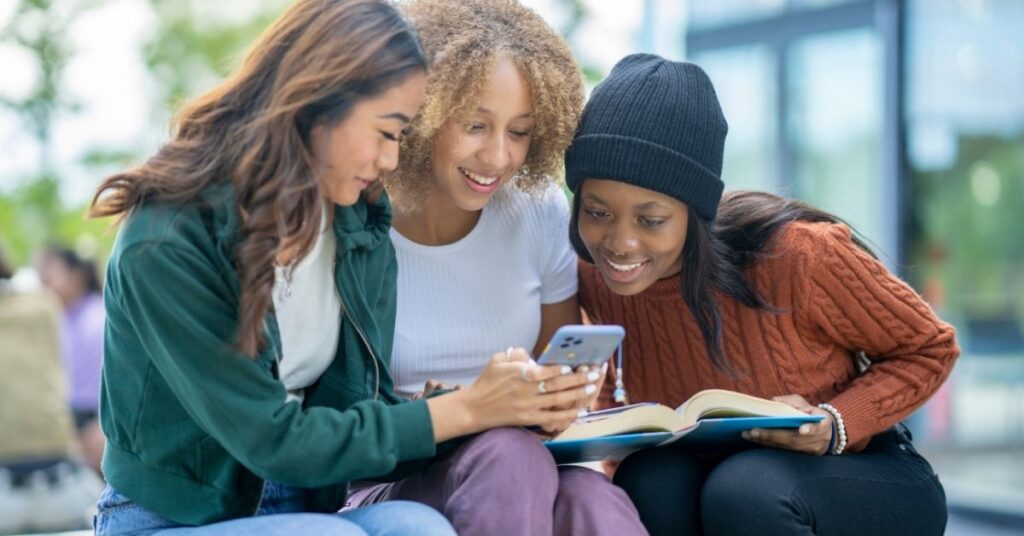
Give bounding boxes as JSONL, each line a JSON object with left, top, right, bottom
{"left": 577, "top": 178, "right": 690, "bottom": 296}
{"left": 310, "top": 71, "right": 427, "bottom": 206}
{"left": 428, "top": 56, "right": 534, "bottom": 212}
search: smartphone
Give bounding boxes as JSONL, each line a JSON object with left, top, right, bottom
{"left": 535, "top": 324, "right": 625, "bottom": 368}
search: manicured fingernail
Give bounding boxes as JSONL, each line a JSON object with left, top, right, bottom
{"left": 577, "top": 409, "right": 589, "bottom": 419}
{"left": 560, "top": 366, "right": 572, "bottom": 375}
{"left": 587, "top": 371, "right": 600, "bottom": 382}
{"left": 584, "top": 384, "right": 597, "bottom": 395}
{"left": 578, "top": 365, "right": 590, "bottom": 373}
{"left": 749, "top": 430, "right": 760, "bottom": 438}
{"left": 799, "top": 425, "right": 810, "bottom": 435}
{"left": 601, "top": 362, "right": 608, "bottom": 374}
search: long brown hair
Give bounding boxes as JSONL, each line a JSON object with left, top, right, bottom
{"left": 90, "top": 0, "right": 426, "bottom": 356}
{"left": 681, "top": 190, "right": 876, "bottom": 372}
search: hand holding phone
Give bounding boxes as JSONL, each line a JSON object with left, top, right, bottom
{"left": 536, "top": 324, "right": 625, "bottom": 368}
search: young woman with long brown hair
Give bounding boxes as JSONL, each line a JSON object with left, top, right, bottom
{"left": 89, "top": 1, "right": 595, "bottom": 534}
{"left": 568, "top": 54, "right": 957, "bottom": 535}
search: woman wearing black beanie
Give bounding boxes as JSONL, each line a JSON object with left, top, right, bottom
{"left": 569, "top": 53, "right": 956, "bottom": 536}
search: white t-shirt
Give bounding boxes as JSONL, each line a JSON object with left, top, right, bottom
{"left": 389, "top": 184, "right": 578, "bottom": 397}
{"left": 272, "top": 211, "right": 341, "bottom": 403}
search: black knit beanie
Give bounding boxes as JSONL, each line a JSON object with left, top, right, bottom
{"left": 565, "top": 54, "right": 727, "bottom": 223}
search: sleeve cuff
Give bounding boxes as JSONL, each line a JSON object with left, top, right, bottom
{"left": 386, "top": 398, "right": 436, "bottom": 461}
{"left": 826, "top": 390, "right": 882, "bottom": 452}
{"left": 541, "top": 280, "right": 579, "bottom": 305}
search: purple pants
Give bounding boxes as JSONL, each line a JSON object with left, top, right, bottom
{"left": 346, "top": 427, "right": 647, "bottom": 536}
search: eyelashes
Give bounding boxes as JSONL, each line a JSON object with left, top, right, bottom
{"left": 462, "top": 122, "right": 532, "bottom": 138}
{"left": 582, "top": 208, "right": 666, "bottom": 228}
{"left": 380, "top": 127, "right": 412, "bottom": 142}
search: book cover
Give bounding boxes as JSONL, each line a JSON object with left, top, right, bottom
{"left": 546, "top": 415, "right": 823, "bottom": 464}
{"left": 544, "top": 389, "right": 825, "bottom": 463}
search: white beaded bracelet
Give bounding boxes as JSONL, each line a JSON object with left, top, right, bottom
{"left": 817, "top": 403, "right": 847, "bottom": 455}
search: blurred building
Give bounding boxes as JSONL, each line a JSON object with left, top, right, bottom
{"left": 662, "top": 0, "right": 1024, "bottom": 520}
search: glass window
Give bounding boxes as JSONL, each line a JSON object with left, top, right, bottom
{"left": 693, "top": 45, "right": 779, "bottom": 193}
{"left": 688, "top": 0, "right": 866, "bottom": 31}
{"left": 786, "top": 29, "right": 888, "bottom": 256}
{"left": 687, "top": 0, "right": 785, "bottom": 31}
{"left": 906, "top": 0, "right": 1024, "bottom": 449}
{"left": 788, "top": 0, "right": 862, "bottom": 10}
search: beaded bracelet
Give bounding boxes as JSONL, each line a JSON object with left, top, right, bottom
{"left": 817, "top": 403, "right": 847, "bottom": 455}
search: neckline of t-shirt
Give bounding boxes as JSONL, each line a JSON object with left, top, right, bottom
{"left": 389, "top": 205, "right": 494, "bottom": 255}
{"left": 276, "top": 204, "right": 333, "bottom": 281}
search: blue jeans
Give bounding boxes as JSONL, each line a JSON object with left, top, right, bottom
{"left": 93, "top": 482, "right": 455, "bottom": 535}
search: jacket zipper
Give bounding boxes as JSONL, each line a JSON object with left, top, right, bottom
{"left": 250, "top": 263, "right": 381, "bottom": 515}
{"left": 252, "top": 318, "right": 281, "bottom": 515}
{"left": 337, "top": 289, "right": 380, "bottom": 401}
{"left": 252, "top": 480, "right": 268, "bottom": 516}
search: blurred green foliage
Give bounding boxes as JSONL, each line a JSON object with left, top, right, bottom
{"left": 0, "top": 175, "right": 115, "bottom": 266}
{"left": 912, "top": 136, "right": 1024, "bottom": 321}
{"left": 0, "top": 0, "right": 288, "bottom": 268}
{"left": 143, "top": 0, "right": 289, "bottom": 110}
{"left": 0, "top": 0, "right": 101, "bottom": 267}
{"left": 0, "top": 0, "right": 597, "bottom": 270}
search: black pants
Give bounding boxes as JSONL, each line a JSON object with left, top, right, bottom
{"left": 613, "top": 425, "right": 946, "bottom": 536}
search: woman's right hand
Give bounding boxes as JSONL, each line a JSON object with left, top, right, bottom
{"left": 425, "top": 348, "right": 597, "bottom": 442}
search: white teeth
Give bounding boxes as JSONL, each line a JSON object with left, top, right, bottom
{"left": 607, "top": 259, "right": 645, "bottom": 272}
{"left": 461, "top": 168, "right": 499, "bottom": 186}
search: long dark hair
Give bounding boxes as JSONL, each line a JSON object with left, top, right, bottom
{"left": 42, "top": 245, "right": 102, "bottom": 294}
{"left": 0, "top": 245, "right": 12, "bottom": 282}
{"left": 682, "top": 190, "right": 875, "bottom": 372}
{"left": 571, "top": 188, "right": 874, "bottom": 373}
{"left": 90, "top": 0, "right": 426, "bottom": 356}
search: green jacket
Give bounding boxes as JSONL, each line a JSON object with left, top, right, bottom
{"left": 100, "top": 184, "right": 435, "bottom": 525}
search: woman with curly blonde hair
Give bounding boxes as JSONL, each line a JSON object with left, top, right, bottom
{"left": 343, "top": 0, "right": 647, "bottom": 534}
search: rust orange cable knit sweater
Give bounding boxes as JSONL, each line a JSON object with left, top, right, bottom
{"left": 581, "top": 221, "right": 960, "bottom": 452}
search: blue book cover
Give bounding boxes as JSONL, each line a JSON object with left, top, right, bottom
{"left": 546, "top": 415, "right": 823, "bottom": 464}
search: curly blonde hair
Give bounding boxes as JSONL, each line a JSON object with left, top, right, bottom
{"left": 388, "top": 0, "right": 584, "bottom": 201}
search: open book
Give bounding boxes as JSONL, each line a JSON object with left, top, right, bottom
{"left": 545, "top": 389, "right": 824, "bottom": 463}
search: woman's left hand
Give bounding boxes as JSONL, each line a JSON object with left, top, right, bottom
{"left": 531, "top": 363, "right": 608, "bottom": 437}
{"left": 741, "top": 394, "right": 834, "bottom": 456}
{"left": 410, "top": 380, "right": 461, "bottom": 400}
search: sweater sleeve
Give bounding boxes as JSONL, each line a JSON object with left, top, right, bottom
{"left": 796, "top": 224, "right": 959, "bottom": 450}
{"left": 113, "top": 241, "right": 435, "bottom": 487}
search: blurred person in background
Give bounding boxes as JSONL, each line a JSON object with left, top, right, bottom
{"left": 0, "top": 242, "right": 104, "bottom": 534}
{"left": 35, "top": 245, "right": 106, "bottom": 475}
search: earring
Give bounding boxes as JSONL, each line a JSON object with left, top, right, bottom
{"left": 613, "top": 344, "right": 627, "bottom": 403}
